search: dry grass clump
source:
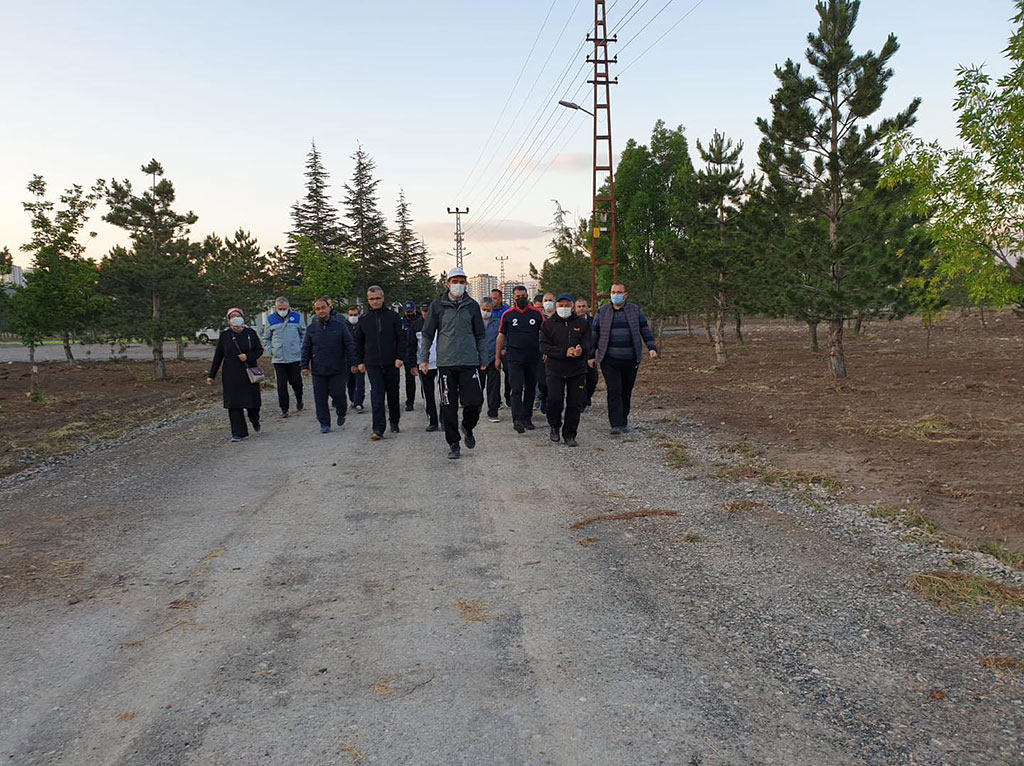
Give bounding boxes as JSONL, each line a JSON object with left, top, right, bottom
{"left": 906, "top": 571, "right": 1024, "bottom": 612}
{"left": 978, "top": 656, "right": 1024, "bottom": 677}
{"left": 576, "top": 537, "right": 599, "bottom": 547}
{"left": 451, "top": 598, "right": 495, "bottom": 622}
{"left": 722, "top": 501, "right": 765, "bottom": 513}
{"left": 869, "top": 505, "right": 940, "bottom": 534}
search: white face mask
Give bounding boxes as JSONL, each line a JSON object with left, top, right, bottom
{"left": 449, "top": 283, "right": 466, "bottom": 298}
{"left": 228, "top": 316, "right": 244, "bottom": 328}
{"left": 543, "top": 301, "right": 555, "bottom": 313}
{"left": 480, "top": 311, "right": 492, "bottom": 321}
{"left": 277, "top": 308, "right": 289, "bottom": 317}
{"left": 347, "top": 315, "right": 359, "bottom": 325}
{"left": 556, "top": 306, "right": 573, "bottom": 319}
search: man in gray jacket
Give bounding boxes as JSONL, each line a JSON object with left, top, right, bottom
{"left": 418, "top": 268, "right": 488, "bottom": 459}
{"left": 263, "top": 296, "right": 306, "bottom": 417}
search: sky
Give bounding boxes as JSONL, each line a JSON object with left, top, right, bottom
{"left": 0, "top": 0, "right": 1018, "bottom": 284}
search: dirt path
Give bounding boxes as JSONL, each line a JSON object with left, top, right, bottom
{"left": 1, "top": 397, "right": 1021, "bottom": 765}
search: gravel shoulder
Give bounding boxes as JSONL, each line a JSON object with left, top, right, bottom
{"left": 0, "top": 394, "right": 1021, "bottom": 765}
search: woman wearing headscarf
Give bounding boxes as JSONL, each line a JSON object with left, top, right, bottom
{"left": 206, "top": 307, "right": 264, "bottom": 442}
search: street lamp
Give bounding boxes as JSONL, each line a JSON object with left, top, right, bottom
{"left": 558, "top": 100, "right": 595, "bottom": 117}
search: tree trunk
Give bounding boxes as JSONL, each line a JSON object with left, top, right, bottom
{"left": 925, "top": 316, "right": 932, "bottom": 357}
{"left": 734, "top": 313, "right": 744, "bottom": 345}
{"left": 714, "top": 286, "right": 728, "bottom": 365}
{"left": 684, "top": 314, "right": 693, "bottom": 337}
{"left": 152, "top": 293, "right": 166, "bottom": 379}
{"left": 853, "top": 311, "right": 863, "bottom": 335}
{"left": 978, "top": 305, "right": 987, "bottom": 329}
{"left": 175, "top": 338, "right": 185, "bottom": 361}
{"left": 62, "top": 332, "right": 75, "bottom": 362}
{"left": 808, "top": 320, "right": 819, "bottom": 352}
{"left": 828, "top": 317, "right": 847, "bottom": 379}
{"left": 703, "top": 315, "right": 713, "bottom": 344}
{"left": 28, "top": 344, "right": 40, "bottom": 399}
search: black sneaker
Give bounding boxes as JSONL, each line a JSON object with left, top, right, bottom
{"left": 405, "top": 403, "right": 414, "bottom": 412}
{"left": 549, "top": 427, "right": 560, "bottom": 443}
{"left": 337, "top": 412, "right": 345, "bottom": 426}
{"left": 524, "top": 420, "right": 536, "bottom": 431}
{"left": 620, "top": 426, "right": 631, "bottom": 434}
{"left": 513, "top": 421, "right": 525, "bottom": 434}
{"left": 564, "top": 436, "right": 578, "bottom": 447}
{"left": 447, "top": 444, "right": 461, "bottom": 459}
{"left": 295, "top": 400, "right": 304, "bottom": 412}
{"left": 390, "top": 423, "right": 400, "bottom": 433}
{"left": 279, "top": 410, "right": 289, "bottom": 419}
{"left": 354, "top": 404, "right": 364, "bottom": 412}
{"left": 610, "top": 426, "right": 623, "bottom": 435}
{"left": 231, "top": 435, "right": 244, "bottom": 443}
{"left": 426, "top": 423, "right": 440, "bottom": 432}
{"left": 252, "top": 422, "right": 261, "bottom": 433}
{"left": 462, "top": 426, "right": 476, "bottom": 449}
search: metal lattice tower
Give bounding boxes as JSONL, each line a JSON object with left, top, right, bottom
{"left": 447, "top": 207, "right": 469, "bottom": 271}
{"left": 495, "top": 254, "right": 509, "bottom": 285}
{"left": 587, "top": 0, "right": 618, "bottom": 308}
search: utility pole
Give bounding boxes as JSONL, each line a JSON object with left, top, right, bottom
{"left": 495, "top": 254, "right": 508, "bottom": 285}
{"left": 587, "top": 0, "right": 618, "bottom": 310}
{"left": 447, "top": 207, "right": 469, "bottom": 271}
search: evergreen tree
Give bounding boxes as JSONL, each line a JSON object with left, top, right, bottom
{"left": 540, "top": 202, "right": 591, "bottom": 299}
{"left": 99, "top": 159, "right": 206, "bottom": 379}
{"left": 200, "top": 229, "right": 275, "bottom": 322}
{"left": 291, "top": 235, "right": 354, "bottom": 308}
{"left": 391, "top": 190, "right": 435, "bottom": 299}
{"left": 343, "top": 144, "right": 395, "bottom": 296}
{"left": 286, "top": 141, "right": 345, "bottom": 285}
{"left": 757, "top": 0, "right": 919, "bottom": 378}
{"left": 19, "top": 176, "right": 104, "bottom": 362}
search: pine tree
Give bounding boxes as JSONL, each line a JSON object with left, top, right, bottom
{"left": 287, "top": 141, "right": 345, "bottom": 284}
{"left": 540, "top": 202, "right": 591, "bottom": 299}
{"left": 756, "top": 0, "right": 919, "bottom": 378}
{"left": 100, "top": 160, "right": 206, "bottom": 379}
{"left": 343, "top": 144, "right": 395, "bottom": 296}
{"left": 392, "top": 190, "right": 419, "bottom": 296}
{"left": 200, "top": 230, "right": 275, "bottom": 322}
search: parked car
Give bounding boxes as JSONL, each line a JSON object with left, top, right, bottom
{"left": 195, "top": 328, "right": 223, "bottom": 344}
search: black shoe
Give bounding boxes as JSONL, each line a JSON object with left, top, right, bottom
{"left": 231, "top": 435, "right": 244, "bottom": 443}
{"left": 370, "top": 431, "right": 383, "bottom": 441}
{"left": 279, "top": 410, "right": 289, "bottom": 419}
{"left": 564, "top": 436, "right": 578, "bottom": 447}
{"left": 513, "top": 421, "right": 525, "bottom": 434}
{"left": 610, "top": 426, "right": 623, "bottom": 435}
{"left": 524, "top": 420, "right": 536, "bottom": 431}
{"left": 405, "top": 403, "right": 414, "bottom": 412}
{"left": 426, "top": 423, "right": 439, "bottom": 432}
{"left": 390, "top": 423, "right": 400, "bottom": 433}
{"left": 447, "top": 444, "right": 461, "bottom": 459}
{"left": 620, "top": 426, "right": 631, "bottom": 434}
{"left": 462, "top": 426, "right": 476, "bottom": 449}
{"left": 354, "top": 404, "right": 364, "bottom": 412}
{"left": 337, "top": 412, "right": 345, "bottom": 426}
{"left": 252, "top": 422, "right": 261, "bottom": 433}
{"left": 295, "top": 399, "right": 303, "bottom": 412}
{"left": 549, "top": 427, "right": 560, "bottom": 443}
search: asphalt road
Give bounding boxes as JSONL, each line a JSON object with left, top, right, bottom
{"left": 1, "top": 393, "right": 1021, "bottom": 765}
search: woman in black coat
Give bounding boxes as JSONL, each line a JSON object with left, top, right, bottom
{"left": 206, "top": 307, "right": 264, "bottom": 442}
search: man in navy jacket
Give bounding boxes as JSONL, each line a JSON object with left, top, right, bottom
{"left": 301, "top": 296, "right": 357, "bottom": 434}
{"left": 353, "top": 285, "right": 406, "bottom": 440}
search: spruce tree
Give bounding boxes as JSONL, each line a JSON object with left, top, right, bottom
{"left": 287, "top": 141, "right": 345, "bottom": 285}
{"left": 756, "top": 0, "right": 919, "bottom": 378}
{"left": 343, "top": 144, "right": 395, "bottom": 296}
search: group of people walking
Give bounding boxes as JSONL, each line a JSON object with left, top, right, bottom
{"left": 206, "top": 268, "right": 658, "bottom": 458}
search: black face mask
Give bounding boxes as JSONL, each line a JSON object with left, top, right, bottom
{"left": 515, "top": 297, "right": 528, "bottom": 309}
{"left": 405, "top": 312, "right": 415, "bottom": 319}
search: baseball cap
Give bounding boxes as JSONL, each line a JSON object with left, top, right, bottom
{"left": 403, "top": 300, "right": 416, "bottom": 311}
{"left": 448, "top": 267, "right": 467, "bottom": 279}
{"left": 556, "top": 293, "right": 573, "bottom": 302}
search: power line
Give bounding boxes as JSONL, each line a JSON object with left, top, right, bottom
{"left": 618, "top": 0, "right": 679, "bottom": 54}
{"left": 620, "top": 0, "right": 709, "bottom": 73}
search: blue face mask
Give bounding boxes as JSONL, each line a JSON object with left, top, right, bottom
{"left": 610, "top": 294, "right": 625, "bottom": 306}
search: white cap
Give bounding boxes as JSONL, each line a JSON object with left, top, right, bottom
{"left": 448, "top": 267, "right": 467, "bottom": 279}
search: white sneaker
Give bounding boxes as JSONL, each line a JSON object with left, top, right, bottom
{"left": 488, "top": 415, "right": 500, "bottom": 423}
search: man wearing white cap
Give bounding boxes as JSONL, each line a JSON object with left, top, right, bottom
{"left": 418, "top": 268, "right": 488, "bottom": 459}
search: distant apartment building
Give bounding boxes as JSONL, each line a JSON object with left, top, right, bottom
{"left": 1, "top": 264, "right": 26, "bottom": 288}
{"left": 468, "top": 273, "right": 498, "bottom": 301}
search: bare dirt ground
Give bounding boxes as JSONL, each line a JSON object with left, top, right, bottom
{"left": 640, "top": 312, "right": 1024, "bottom": 555}
{"left": 0, "top": 360, "right": 218, "bottom": 478}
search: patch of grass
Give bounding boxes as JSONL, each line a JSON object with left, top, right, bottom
{"left": 681, "top": 532, "right": 704, "bottom": 543}
{"left": 974, "top": 542, "right": 1024, "bottom": 570}
{"left": 451, "top": 598, "right": 495, "bottom": 622}
{"left": 873, "top": 414, "right": 964, "bottom": 443}
{"left": 869, "top": 505, "right": 940, "bottom": 534}
{"left": 576, "top": 537, "right": 599, "bottom": 547}
{"left": 756, "top": 469, "right": 842, "bottom": 491}
{"left": 978, "top": 656, "right": 1024, "bottom": 677}
{"left": 168, "top": 598, "right": 198, "bottom": 610}
{"left": 657, "top": 440, "right": 694, "bottom": 469}
{"left": 722, "top": 441, "right": 760, "bottom": 457}
{"left": 570, "top": 509, "right": 679, "bottom": 530}
{"left": 906, "top": 571, "right": 1024, "bottom": 613}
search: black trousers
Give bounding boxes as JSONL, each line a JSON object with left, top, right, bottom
{"left": 228, "top": 407, "right": 260, "bottom": 438}
{"left": 600, "top": 357, "right": 639, "bottom": 428}
{"left": 420, "top": 369, "right": 438, "bottom": 426}
{"left": 438, "top": 366, "right": 483, "bottom": 446}
{"left": 502, "top": 363, "right": 511, "bottom": 406}
{"left": 547, "top": 372, "right": 586, "bottom": 438}
{"left": 366, "top": 365, "right": 401, "bottom": 434}
{"left": 274, "top": 362, "right": 303, "bottom": 413}
{"left": 347, "top": 371, "right": 365, "bottom": 407}
{"left": 484, "top": 362, "right": 501, "bottom": 417}
{"left": 585, "top": 364, "right": 599, "bottom": 405}
{"left": 536, "top": 360, "right": 548, "bottom": 411}
{"left": 507, "top": 361, "right": 537, "bottom": 425}
{"left": 404, "top": 366, "right": 417, "bottom": 407}
{"left": 312, "top": 373, "right": 348, "bottom": 427}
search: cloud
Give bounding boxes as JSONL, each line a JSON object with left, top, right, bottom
{"left": 418, "top": 219, "right": 548, "bottom": 243}
{"left": 504, "top": 151, "right": 590, "bottom": 174}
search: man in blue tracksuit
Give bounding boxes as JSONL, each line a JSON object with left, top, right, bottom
{"left": 480, "top": 296, "right": 502, "bottom": 422}
{"left": 401, "top": 299, "right": 422, "bottom": 412}
{"left": 490, "top": 288, "right": 511, "bottom": 407}
{"left": 301, "top": 296, "right": 357, "bottom": 434}
{"left": 353, "top": 285, "right": 405, "bottom": 441}
{"left": 263, "top": 296, "right": 306, "bottom": 418}
{"left": 591, "top": 282, "right": 659, "bottom": 435}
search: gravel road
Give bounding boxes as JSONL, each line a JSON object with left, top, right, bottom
{"left": 1, "top": 394, "right": 1021, "bottom": 765}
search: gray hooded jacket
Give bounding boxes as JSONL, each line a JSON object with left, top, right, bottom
{"left": 418, "top": 291, "right": 488, "bottom": 368}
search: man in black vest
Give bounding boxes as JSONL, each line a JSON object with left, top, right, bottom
{"left": 495, "top": 284, "right": 544, "bottom": 434}
{"left": 539, "top": 294, "right": 592, "bottom": 447}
